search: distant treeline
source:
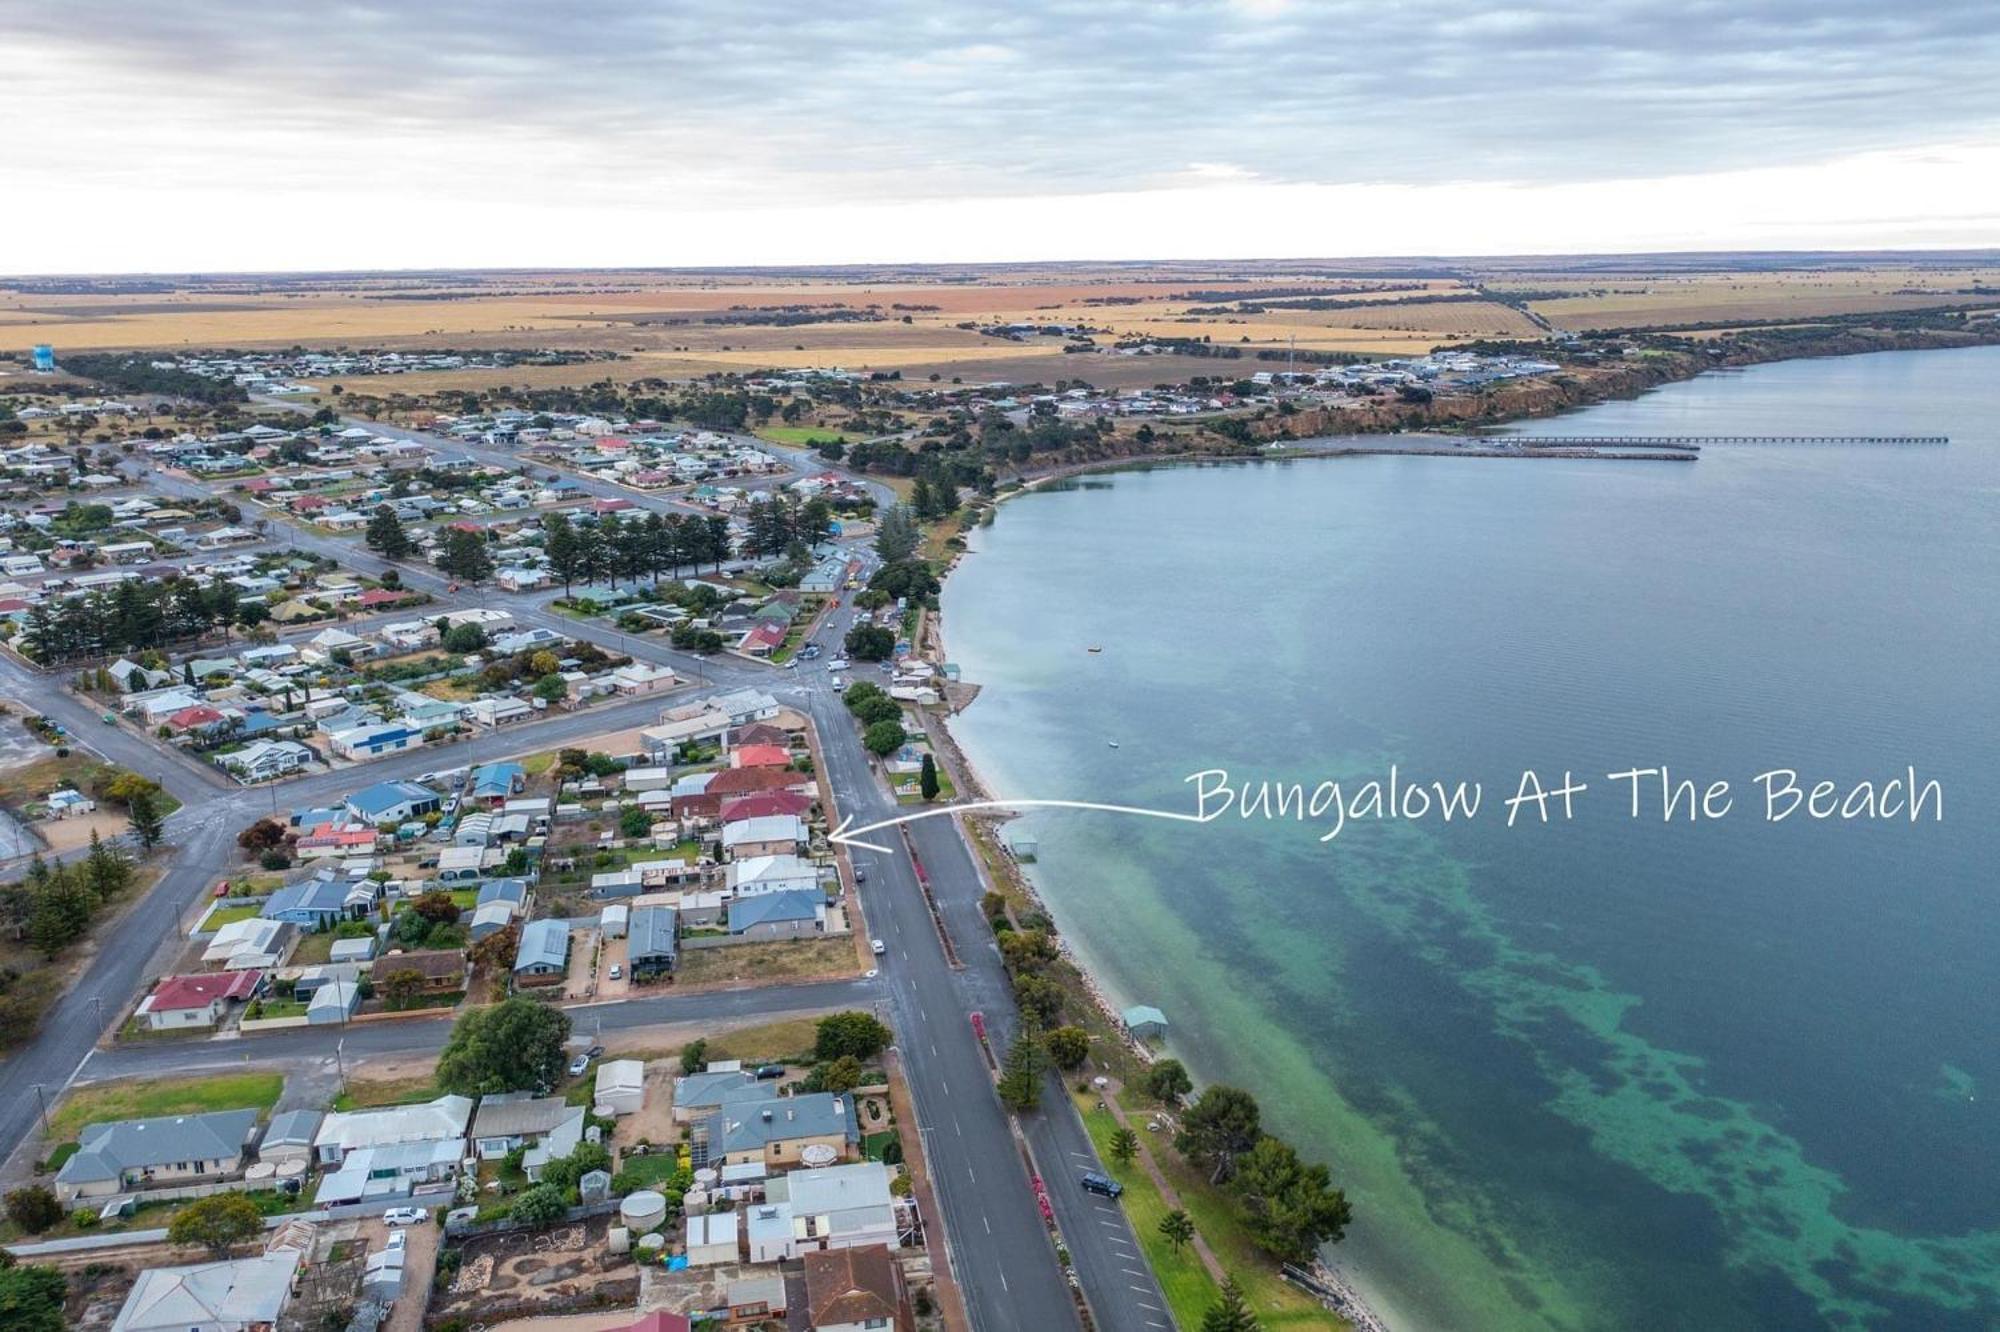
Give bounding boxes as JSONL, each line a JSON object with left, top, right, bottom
{"left": 1187, "top": 292, "right": 1491, "bottom": 316}
{"left": 1172, "top": 282, "right": 1432, "bottom": 303}
{"left": 61, "top": 353, "right": 248, "bottom": 405}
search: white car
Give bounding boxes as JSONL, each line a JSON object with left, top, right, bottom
{"left": 382, "top": 1207, "right": 428, "bottom": 1227}
{"left": 609, "top": 964, "right": 623, "bottom": 981}
{"left": 384, "top": 1228, "right": 407, "bottom": 1252}
{"left": 829, "top": 659, "right": 850, "bottom": 671}
{"left": 871, "top": 938, "right": 886, "bottom": 956}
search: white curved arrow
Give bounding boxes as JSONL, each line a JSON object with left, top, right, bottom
{"left": 828, "top": 800, "right": 1206, "bottom": 854}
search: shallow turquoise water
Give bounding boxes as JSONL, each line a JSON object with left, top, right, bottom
{"left": 943, "top": 347, "right": 2000, "bottom": 1330}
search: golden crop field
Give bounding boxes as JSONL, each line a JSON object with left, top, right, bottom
{"left": 1500, "top": 268, "right": 2000, "bottom": 331}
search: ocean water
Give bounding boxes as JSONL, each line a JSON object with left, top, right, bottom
{"left": 942, "top": 346, "right": 2000, "bottom": 1330}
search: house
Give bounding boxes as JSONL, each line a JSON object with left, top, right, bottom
{"left": 674, "top": 1068, "right": 774, "bottom": 1125}
{"left": 513, "top": 918, "right": 570, "bottom": 979}
{"left": 729, "top": 743, "right": 793, "bottom": 770}
{"left": 470, "top": 695, "right": 533, "bottom": 727}
{"left": 803, "top": 1244, "right": 910, "bottom": 1332}
{"left": 55, "top": 1108, "right": 262, "bottom": 1202}
{"left": 328, "top": 721, "right": 427, "bottom": 760}
{"left": 721, "top": 790, "right": 815, "bottom": 823}
{"left": 728, "top": 890, "right": 826, "bottom": 941}
{"left": 469, "top": 760, "right": 527, "bottom": 804}
{"left": 727, "top": 853, "right": 820, "bottom": 898}
{"left": 738, "top": 623, "right": 786, "bottom": 657}
{"left": 472, "top": 1093, "right": 586, "bottom": 1172}
{"left": 692, "top": 1092, "right": 857, "bottom": 1170}
{"left": 295, "top": 825, "right": 379, "bottom": 859}
{"left": 469, "top": 900, "right": 515, "bottom": 940}
{"left": 610, "top": 662, "right": 677, "bottom": 695}
{"left": 109, "top": 1251, "right": 301, "bottom": 1332}
{"left": 202, "top": 917, "right": 296, "bottom": 970}
{"left": 220, "top": 739, "right": 314, "bottom": 782}
{"left": 747, "top": 1163, "right": 901, "bottom": 1263}
{"left": 686, "top": 1209, "right": 741, "bottom": 1267}
{"left": 257, "top": 1109, "right": 323, "bottom": 1167}
{"left": 628, "top": 904, "right": 679, "bottom": 979}
{"left": 726, "top": 1275, "right": 789, "bottom": 1325}
{"left": 594, "top": 1059, "right": 647, "bottom": 1117}
{"left": 476, "top": 878, "right": 529, "bottom": 911}
{"left": 314, "top": 1094, "right": 473, "bottom": 1168}
{"left": 373, "top": 948, "right": 468, "bottom": 994}
{"left": 45, "top": 787, "right": 96, "bottom": 818}
{"left": 261, "top": 878, "right": 359, "bottom": 930}
{"left": 722, "top": 814, "right": 809, "bottom": 859}
{"left": 136, "top": 969, "right": 264, "bottom": 1030}
{"left": 307, "top": 979, "right": 361, "bottom": 1023}
{"left": 346, "top": 779, "right": 443, "bottom": 827}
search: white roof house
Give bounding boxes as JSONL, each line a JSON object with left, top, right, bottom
{"left": 201, "top": 917, "right": 295, "bottom": 970}
{"left": 313, "top": 1093, "right": 473, "bottom": 1165}
{"left": 726, "top": 853, "right": 820, "bottom": 898}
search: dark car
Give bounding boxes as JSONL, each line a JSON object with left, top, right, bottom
{"left": 754, "top": 1063, "right": 787, "bottom": 1080}
{"left": 1080, "top": 1172, "right": 1124, "bottom": 1199}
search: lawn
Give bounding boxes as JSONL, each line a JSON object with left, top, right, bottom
{"left": 1094, "top": 1090, "right": 1348, "bottom": 1329}
{"left": 673, "top": 936, "right": 859, "bottom": 987}
{"left": 706, "top": 1015, "right": 824, "bottom": 1065}
{"left": 521, "top": 751, "right": 558, "bottom": 776}
{"left": 249, "top": 998, "right": 309, "bottom": 1019}
{"left": 612, "top": 1152, "right": 685, "bottom": 1190}
{"left": 332, "top": 1073, "right": 441, "bottom": 1112}
{"left": 200, "top": 901, "right": 264, "bottom": 930}
{"left": 48, "top": 1072, "right": 283, "bottom": 1142}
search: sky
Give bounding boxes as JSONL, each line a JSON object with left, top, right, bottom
{"left": 4, "top": 0, "right": 1999, "bottom": 272}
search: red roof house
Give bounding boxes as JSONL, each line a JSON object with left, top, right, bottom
{"left": 142, "top": 970, "right": 264, "bottom": 1029}
{"left": 167, "top": 704, "right": 229, "bottom": 732}
{"left": 729, "top": 744, "right": 793, "bottom": 770}
{"left": 720, "top": 791, "right": 815, "bottom": 823}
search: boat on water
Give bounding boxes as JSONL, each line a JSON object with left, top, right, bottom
{"left": 1087, "top": 645, "right": 1103, "bottom": 653}
{"left": 1107, "top": 740, "right": 1120, "bottom": 748}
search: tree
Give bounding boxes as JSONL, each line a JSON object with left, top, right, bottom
{"left": 436, "top": 527, "right": 495, "bottom": 584}
{"left": 436, "top": 996, "right": 573, "bottom": 1095}
{"left": 919, "top": 753, "right": 940, "bottom": 802}
{"left": 820, "top": 1054, "right": 866, "bottom": 1094}
{"left": 28, "top": 867, "right": 93, "bottom": 958}
{"left": 411, "top": 890, "right": 461, "bottom": 925}
{"left": 0, "top": 1262, "right": 66, "bottom": 1332}
{"left": 1177, "top": 1086, "right": 1263, "bottom": 1184}
{"left": 442, "top": 622, "right": 489, "bottom": 654}
{"left": 509, "top": 1183, "right": 565, "bottom": 1228}
{"left": 1013, "top": 974, "right": 1066, "bottom": 1026}
{"left": 1110, "top": 1127, "right": 1139, "bottom": 1168}
{"left": 874, "top": 504, "right": 919, "bottom": 563}
{"left": 125, "top": 787, "right": 164, "bottom": 851}
{"left": 862, "top": 720, "right": 906, "bottom": 756}
{"left": 1159, "top": 1207, "right": 1195, "bottom": 1254}
{"left": 619, "top": 805, "right": 654, "bottom": 839}
{"left": 533, "top": 673, "right": 568, "bottom": 703}
{"left": 365, "top": 505, "right": 415, "bottom": 559}
{"left": 997, "top": 1020, "right": 1049, "bottom": 1112}
{"left": 1145, "top": 1058, "right": 1193, "bottom": 1104}
{"left": 1232, "top": 1135, "right": 1352, "bottom": 1262}
{"left": 543, "top": 512, "right": 585, "bottom": 595}
{"left": 378, "top": 966, "right": 426, "bottom": 1010}
{"left": 167, "top": 1192, "right": 263, "bottom": 1256}
{"left": 4, "top": 1185, "right": 61, "bottom": 1235}
{"left": 1200, "top": 1277, "right": 1260, "bottom": 1332}
{"left": 1046, "top": 1025, "right": 1090, "bottom": 1071}
{"left": 815, "top": 1010, "right": 891, "bottom": 1061}
{"left": 679, "top": 1038, "right": 708, "bottom": 1076}
{"left": 844, "top": 624, "right": 896, "bottom": 662}
{"left": 81, "top": 829, "right": 131, "bottom": 902}
{"left": 236, "top": 818, "right": 286, "bottom": 854}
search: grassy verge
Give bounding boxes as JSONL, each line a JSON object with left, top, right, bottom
{"left": 1073, "top": 1092, "right": 1224, "bottom": 1326}
{"left": 49, "top": 1072, "right": 283, "bottom": 1142}
{"left": 200, "top": 901, "right": 264, "bottom": 929}
{"left": 705, "top": 1015, "right": 822, "bottom": 1064}
{"left": 332, "top": 1073, "right": 441, "bottom": 1112}
{"left": 756, "top": 426, "right": 863, "bottom": 447}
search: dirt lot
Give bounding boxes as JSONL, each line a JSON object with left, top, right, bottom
{"left": 674, "top": 935, "right": 860, "bottom": 988}
{"left": 564, "top": 926, "right": 604, "bottom": 1000}
{"left": 434, "top": 1216, "right": 638, "bottom": 1325}
{"left": 595, "top": 934, "right": 632, "bottom": 1000}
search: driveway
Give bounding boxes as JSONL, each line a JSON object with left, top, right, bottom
{"left": 594, "top": 935, "right": 632, "bottom": 1000}
{"left": 562, "top": 926, "right": 602, "bottom": 1000}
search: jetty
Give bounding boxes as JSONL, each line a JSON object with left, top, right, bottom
{"left": 1508, "top": 434, "right": 1947, "bottom": 448}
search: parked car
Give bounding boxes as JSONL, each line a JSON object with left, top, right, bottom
{"left": 585, "top": 1044, "right": 605, "bottom": 1060}
{"left": 1080, "top": 1172, "right": 1124, "bottom": 1199}
{"left": 382, "top": 1207, "right": 428, "bottom": 1226}
{"left": 754, "top": 1063, "right": 787, "bottom": 1080}
{"left": 608, "top": 964, "right": 623, "bottom": 980}
{"left": 385, "top": 1228, "right": 407, "bottom": 1252}
{"left": 567, "top": 1054, "right": 591, "bottom": 1077}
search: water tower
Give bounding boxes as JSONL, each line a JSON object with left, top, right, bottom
{"left": 31, "top": 345, "right": 55, "bottom": 372}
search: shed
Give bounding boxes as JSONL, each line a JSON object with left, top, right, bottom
{"left": 594, "top": 1059, "right": 646, "bottom": 1117}
{"left": 685, "top": 1208, "right": 740, "bottom": 1266}
{"left": 1122, "top": 1005, "right": 1169, "bottom": 1041}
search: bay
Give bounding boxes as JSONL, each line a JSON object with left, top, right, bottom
{"left": 942, "top": 345, "right": 2000, "bottom": 1330}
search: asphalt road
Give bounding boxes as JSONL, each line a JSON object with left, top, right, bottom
{"left": 0, "top": 414, "right": 1162, "bottom": 1332}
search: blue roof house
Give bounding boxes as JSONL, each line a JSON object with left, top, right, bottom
{"left": 345, "top": 780, "right": 442, "bottom": 828}
{"left": 470, "top": 762, "right": 526, "bottom": 805}
{"left": 513, "top": 920, "right": 571, "bottom": 978}
{"left": 262, "top": 879, "right": 358, "bottom": 931}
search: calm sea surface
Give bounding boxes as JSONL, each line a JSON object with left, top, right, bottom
{"left": 943, "top": 346, "right": 2000, "bottom": 1330}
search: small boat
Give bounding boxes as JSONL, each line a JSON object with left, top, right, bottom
{"left": 1107, "top": 740, "right": 1120, "bottom": 749}
{"left": 1086, "top": 645, "right": 1103, "bottom": 654}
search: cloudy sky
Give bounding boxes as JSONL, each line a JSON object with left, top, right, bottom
{"left": 5, "top": 0, "right": 1999, "bottom": 272}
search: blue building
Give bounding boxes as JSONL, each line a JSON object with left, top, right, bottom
{"left": 345, "top": 780, "right": 442, "bottom": 827}
{"left": 31, "top": 345, "right": 55, "bottom": 372}
{"left": 262, "top": 879, "right": 360, "bottom": 930}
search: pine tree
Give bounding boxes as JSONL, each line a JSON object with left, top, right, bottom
{"left": 996, "top": 1019, "right": 1048, "bottom": 1112}
{"left": 437, "top": 527, "right": 495, "bottom": 584}
{"left": 543, "top": 513, "right": 584, "bottom": 595}
{"left": 919, "top": 753, "right": 940, "bottom": 802}
{"left": 1159, "top": 1207, "right": 1194, "bottom": 1253}
{"left": 82, "top": 828, "right": 131, "bottom": 902}
{"left": 29, "top": 865, "right": 94, "bottom": 958}
{"left": 126, "top": 787, "right": 165, "bottom": 852}
{"left": 365, "top": 505, "right": 414, "bottom": 559}
{"left": 1200, "top": 1277, "right": 1260, "bottom": 1332}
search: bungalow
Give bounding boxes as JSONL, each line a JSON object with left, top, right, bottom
{"left": 691, "top": 1091, "right": 857, "bottom": 1170}
{"left": 262, "top": 878, "right": 363, "bottom": 930}
{"left": 220, "top": 739, "right": 314, "bottom": 782}
{"left": 469, "top": 760, "right": 526, "bottom": 805}
{"left": 346, "top": 779, "right": 443, "bottom": 827}
{"left": 610, "top": 662, "right": 677, "bottom": 695}
{"left": 513, "top": 918, "right": 571, "bottom": 979}
{"left": 46, "top": 787, "right": 97, "bottom": 819}
{"left": 438, "top": 844, "right": 488, "bottom": 881}
{"left": 803, "top": 1243, "right": 911, "bottom": 1332}
{"left": 729, "top": 743, "right": 793, "bottom": 769}
{"left": 628, "top": 904, "right": 679, "bottom": 980}
{"left": 136, "top": 969, "right": 264, "bottom": 1030}
{"left": 108, "top": 1252, "right": 301, "bottom": 1332}
{"left": 202, "top": 917, "right": 296, "bottom": 970}
{"left": 376, "top": 619, "right": 440, "bottom": 651}
{"left": 295, "top": 825, "right": 379, "bottom": 859}
{"left": 726, "top": 854, "right": 820, "bottom": 899}
{"left": 720, "top": 791, "right": 815, "bottom": 823}
{"left": 738, "top": 623, "right": 786, "bottom": 657}
{"left": 727, "top": 890, "right": 826, "bottom": 941}
{"left": 471, "top": 1093, "right": 586, "bottom": 1169}
{"left": 372, "top": 949, "right": 468, "bottom": 995}
{"left": 55, "top": 1108, "right": 261, "bottom": 1202}
{"left": 722, "top": 814, "right": 809, "bottom": 859}
{"left": 313, "top": 1094, "right": 474, "bottom": 1168}
{"left": 469, "top": 696, "right": 532, "bottom": 727}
